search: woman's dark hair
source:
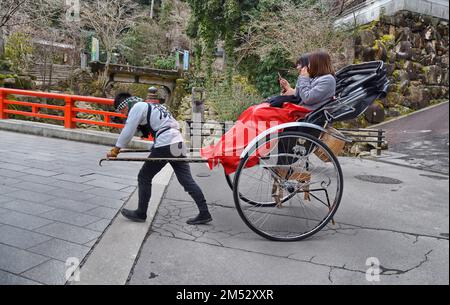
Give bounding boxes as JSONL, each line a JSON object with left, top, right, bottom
{"left": 308, "top": 50, "right": 335, "bottom": 78}
{"left": 296, "top": 54, "right": 310, "bottom": 68}
{"left": 114, "top": 92, "right": 132, "bottom": 110}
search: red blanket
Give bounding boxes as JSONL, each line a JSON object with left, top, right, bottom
{"left": 201, "top": 102, "right": 312, "bottom": 174}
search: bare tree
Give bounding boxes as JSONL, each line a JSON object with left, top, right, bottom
{"left": 0, "top": 0, "right": 29, "bottom": 56}
{"left": 81, "top": 0, "right": 142, "bottom": 90}
{"left": 0, "top": 0, "right": 65, "bottom": 59}
{"left": 0, "top": 0, "right": 29, "bottom": 29}
{"left": 21, "top": 1, "right": 68, "bottom": 89}
{"left": 237, "top": 0, "right": 354, "bottom": 70}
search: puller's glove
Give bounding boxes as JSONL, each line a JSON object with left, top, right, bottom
{"left": 107, "top": 147, "right": 121, "bottom": 158}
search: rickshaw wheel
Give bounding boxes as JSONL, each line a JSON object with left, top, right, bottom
{"left": 233, "top": 131, "right": 343, "bottom": 241}
{"left": 225, "top": 172, "right": 292, "bottom": 207}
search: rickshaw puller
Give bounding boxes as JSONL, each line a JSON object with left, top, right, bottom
{"left": 107, "top": 93, "right": 212, "bottom": 225}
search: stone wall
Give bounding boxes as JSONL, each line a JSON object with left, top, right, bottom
{"left": 354, "top": 10, "right": 449, "bottom": 120}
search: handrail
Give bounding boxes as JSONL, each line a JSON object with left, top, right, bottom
{"left": 0, "top": 88, "right": 126, "bottom": 130}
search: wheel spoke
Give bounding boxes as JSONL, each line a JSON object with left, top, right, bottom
{"left": 233, "top": 131, "right": 343, "bottom": 241}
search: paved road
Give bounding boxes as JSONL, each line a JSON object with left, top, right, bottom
{"left": 0, "top": 130, "right": 142, "bottom": 285}
{"left": 129, "top": 158, "right": 449, "bottom": 285}
{"left": 379, "top": 102, "right": 449, "bottom": 174}
{"left": 128, "top": 103, "right": 449, "bottom": 285}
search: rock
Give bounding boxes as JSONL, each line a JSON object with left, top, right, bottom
{"left": 386, "top": 62, "right": 395, "bottom": 75}
{"left": 388, "top": 105, "right": 412, "bottom": 117}
{"left": 403, "top": 61, "right": 417, "bottom": 80}
{"left": 17, "top": 75, "right": 32, "bottom": 83}
{"left": 440, "top": 54, "right": 449, "bottom": 67}
{"left": 411, "top": 33, "right": 424, "bottom": 49}
{"left": 433, "top": 40, "right": 446, "bottom": 55}
{"left": 409, "top": 80, "right": 422, "bottom": 88}
{"left": 396, "top": 27, "right": 412, "bottom": 42}
{"left": 364, "top": 102, "right": 385, "bottom": 124}
{"left": 420, "top": 53, "right": 437, "bottom": 66}
{"left": 395, "top": 41, "right": 413, "bottom": 60}
{"left": 442, "top": 87, "right": 449, "bottom": 99}
{"left": 358, "top": 30, "right": 376, "bottom": 47}
{"left": 362, "top": 46, "right": 376, "bottom": 61}
{"left": 437, "top": 21, "right": 449, "bottom": 37}
{"left": 370, "top": 149, "right": 379, "bottom": 157}
{"left": 423, "top": 65, "right": 443, "bottom": 85}
{"left": 422, "top": 15, "right": 433, "bottom": 26}
{"left": 386, "top": 91, "right": 402, "bottom": 107}
{"left": 374, "top": 40, "right": 388, "bottom": 61}
{"left": 387, "top": 50, "right": 397, "bottom": 63}
{"left": 414, "top": 63, "right": 426, "bottom": 82}
{"left": 409, "top": 85, "right": 431, "bottom": 109}
{"left": 393, "top": 13, "right": 410, "bottom": 27}
{"left": 410, "top": 48, "right": 423, "bottom": 62}
{"left": 424, "top": 26, "right": 437, "bottom": 41}
{"left": 350, "top": 143, "right": 362, "bottom": 155}
{"left": 430, "top": 86, "right": 444, "bottom": 99}
{"left": 425, "top": 42, "right": 436, "bottom": 54}
{"left": 430, "top": 17, "right": 440, "bottom": 27}
{"left": 412, "top": 20, "right": 424, "bottom": 32}
{"left": 399, "top": 80, "right": 410, "bottom": 94}
{"left": 389, "top": 25, "right": 396, "bottom": 36}
{"left": 387, "top": 108, "right": 401, "bottom": 117}
{"left": 442, "top": 69, "right": 449, "bottom": 86}
{"left": 381, "top": 15, "right": 396, "bottom": 26}
{"left": 358, "top": 151, "right": 371, "bottom": 157}
{"left": 3, "top": 78, "right": 16, "bottom": 85}
{"left": 392, "top": 70, "right": 409, "bottom": 82}
{"left": 354, "top": 45, "right": 364, "bottom": 58}
{"left": 401, "top": 98, "right": 413, "bottom": 108}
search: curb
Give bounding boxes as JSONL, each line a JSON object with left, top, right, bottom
{"left": 363, "top": 154, "right": 449, "bottom": 176}
{"left": 0, "top": 119, "right": 152, "bottom": 149}
{"left": 73, "top": 164, "right": 173, "bottom": 285}
{"left": 368, "top": 100, "right": 449, "bottom": 129}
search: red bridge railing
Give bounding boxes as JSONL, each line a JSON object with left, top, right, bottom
{"left": 0, "top": 88, "right": 133, "bottom": 132}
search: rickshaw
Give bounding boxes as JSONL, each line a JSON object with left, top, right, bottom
{"left": 100, "top": 60, "right": 389, "bottom": 241}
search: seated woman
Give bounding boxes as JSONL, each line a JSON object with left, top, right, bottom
{"left": 276, "top": 50, "right": 337, "bottom": 158}
{"left": 201, "top": 50, "right": 336, "bottom": 175}
{"left": 278, "top": 50, "right": 336, "bottom": 110}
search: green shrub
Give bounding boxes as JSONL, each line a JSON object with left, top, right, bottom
{"left": 239, "top": 49, "right": 298, "bottom": 98}
{"left": 152, "top": 55, "right": 176, "bottom": 70}
{"left": 207, "top": 75, "right": 262, "bottom": 121}
{"left": 4, "top": 32, "right": 34, "bottom": 74}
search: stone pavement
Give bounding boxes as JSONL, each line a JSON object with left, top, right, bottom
{"left": 0, "top": 129, "right": 143, "bottom": 285}
{"left": 129, "top": 158, "right": 449, "bottom": 285}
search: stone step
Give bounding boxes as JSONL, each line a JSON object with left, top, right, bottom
{"left": 28, "top": 64, "right": 75, "bottom": 84}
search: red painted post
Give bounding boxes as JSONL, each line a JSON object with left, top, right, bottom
{"left": 0, "top": 89, "right": 8, "bottom": 119}
{"left": 64, "top": 96, "right": 75, "bottom": 128}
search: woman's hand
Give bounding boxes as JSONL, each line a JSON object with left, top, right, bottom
{"left": 282, "top": 88, "right": 296, "bottom": 96}
{"left": 300, "top": 66, "right": 309, "bottom": 77}
{"left": 279, "top": 77, "right": 292, "bottom": 92}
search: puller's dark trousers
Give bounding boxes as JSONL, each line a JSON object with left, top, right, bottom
{"left": 137, "top": 142, "right": 208, "bottom": 215}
